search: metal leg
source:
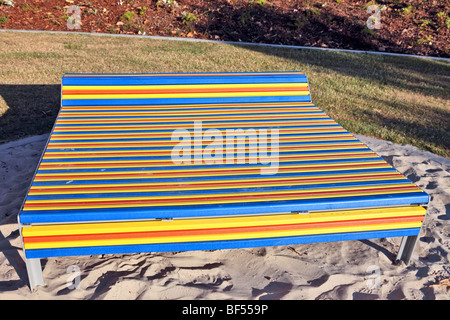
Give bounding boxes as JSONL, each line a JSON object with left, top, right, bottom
{"left": 395, "top": 235, "right": 419, "bottom": 265}
{"left": 25, "top": 258, "right": 45, "bottom": 291}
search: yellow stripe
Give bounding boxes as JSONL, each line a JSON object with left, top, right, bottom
{"left": 60, "top": 102, "right": 315, "bottom": 110}
{"left": 54, "top": 118, "right": 328, "bottom": 124}
{"left": 57, "top": 114, "right": 328, "bottom": 121}
{"left": 51, "top": 127, "right": 347, "bottom": 133}
{"left": 42, "top": 148, "right": 372, "bottom": 161}
{"left": 42, "top": 151, "right": 375, "bottom": 161}
{"left": 23, "top": 221, "right": 423, "bottom": 249}
{"left": 46, "top": 137, "right": 352, "bottom": 145}
{"left": 37, "top": 155, "right": 378, "bottom": 169}
{"left": 52, "top": 120, "right": 334, "bottom": 128}
{"left": 63, "top": 83, "right": 309, "bottom": 91}
{"left": 43, "top": 142, "right": 362, "bottom": 153}
{"left": 22, "top": 189, "right": 420, "bottom": 210}
{"left": 49, "top": 130, "right": 350, "bottom": 143}
{"left": 58, "top": 109, "right": 322, "bottom": 117}
{"left": 22, "top": 206, "right": 426, "bottom": 237}
{"left": 24, "top": 183, "right": 419, "bottom": 204}
{"left": 64, "top": 72, "right": 303, "bottom": 77}
{"left": 35, "top": 161, "right": 387, "bottom": 176}
{"left": 56, "top": 115, "right": 328, "bottom": 123}
{"left": 28, "top": 176, "right": 406, "bottom": 195}
{"left": 29, "top": 171, "right": 401, "bottom": 192}
{"left": 47, "top": 133, "right": 350, "bottom": 142}
{"left": 48, "top": 132, "right": 352, "bottom": 139}
{"left": 42, "top": 148, "right": 364, "bottom": 156}
{"left": 38, "top": 154, "right": 375, "bottom": 167}
{"left": 34, "top": 164, "right": 393, "bottom": 181}
{"left": 63, "top": 91, "right": 310, "bottom": 100}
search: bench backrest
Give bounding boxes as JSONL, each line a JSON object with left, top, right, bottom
{"left": 61, "top": 71, "right": 311, "bottom": 106}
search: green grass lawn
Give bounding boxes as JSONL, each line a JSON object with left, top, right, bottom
{"left": 0, "top": 31, "right": 449, "bottom": 156}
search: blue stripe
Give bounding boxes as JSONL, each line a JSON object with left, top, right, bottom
{"left": 39, "top": 148, "right": 372, "bottom": 163}
{"left": 46, "top": 137, "right": 353, "bottom": 144}
{"left": 56, "top": 116, "right": 330, "bottom": 124}
{"left": 57, "top": 111, "right": 327, "bottom": 119}
{"left": 19, "top": 192, "right": 429, "bottom": 224}
{"left": 25, "top": 179, "right": 413, "bottom": 200}
{"left": 36, "top": 158, "right": 384, "bottom": 174}
{"left": 24, "top": 228, "right": 421, "bottom": 259}
{"left": 56, "top": 117, "right": 331, "bottom": 124}
{"left": 54, "top": 119, "right": 330, "bottom": 128}
{"left": 62, "top": 96, "right": 312, "bottom": 106}
{"left": 62, "top": 73, "right": 308, "bottom": 86}
{"left": 30, "top": 168, "right": 399, "bottom": 186}
{"left": 45, "top": 139, "right": 359, "bottom": 149}
{"left": 59, "top": 106, "right": 320, "bottom": 113}
{"left": 57, "top": 115, "right": 326, "bottom": 120}
{"left": 48, "top": 130, "right": 351, "bottom": 137}
{"left": 55, "top": 121, "right": 342, "bottom": 129}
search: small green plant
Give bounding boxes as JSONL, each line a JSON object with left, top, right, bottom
{"left": 139, "top": 6, "right": 147, "bottom": 15}
{"left": 250, "top": 0, "right": 268, "bottom": 6}
{"left": 400, "top": 5, "right": 414, "bottom": 16}
{"left": 22, "top": 4, "right": 31, "bottom": 11}
{"left": 416, "top": 35, "right": 432, "bottom": 45}
{"left": 335, "top": 0, "right": 342, "bottom": 3}
{"left": 436, "top": 12, "right": 445, "bottom": 19}
{"left": 121, "top": 11, "right": 135, "bottom": 21}
{"left": 33, "top": 7, "right": 39, "bottom": 11}
{"left": 0, "top": 16, "right": 8, "bottom": 24}
{"left": 446, "top": 18, "right": 450, "bottom": 28}
{"left": 182, "top": 11, "right": 197, "bottom": 24}
{"left": 362, "top": 1, "right": 376, "bottom": 10}
{"left": 418, "top": 19, "right": 431, "bottom": 28}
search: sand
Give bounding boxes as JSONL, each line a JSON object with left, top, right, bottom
{"left": 0, "top": 133, "right": 448, "bottom": 300}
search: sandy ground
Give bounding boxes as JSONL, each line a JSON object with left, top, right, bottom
{"left": 0, "top": 133, "right": 448, "bottom": 300}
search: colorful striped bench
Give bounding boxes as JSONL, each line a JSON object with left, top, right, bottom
{"left": 18, "top": 72, "right": 429, "bottom": 291}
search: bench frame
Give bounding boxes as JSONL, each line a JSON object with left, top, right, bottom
{"left": 19, "top": 206, "right": 427, "bottom": 291}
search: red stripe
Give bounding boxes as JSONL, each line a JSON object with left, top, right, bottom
{"left": 57, "top": 115, "right": 325, "bottom": 121}
{"left": 29, "top": 173, "right": 403, "bottom": 194}
{"left": 63, "top": 87, "right": 309, "bottom": 95}
{"left": 37, "top": 158, "right": 379, "bottom": 170}
{"left": 49, "top": 134, "right": 354, "bottom": 140}
{"left": 56, "top": 119, "right": 330, "bottom": 125}
{"left": 52, "top": 127, "right": 344, "bottom": 133}
{"left": 35, "top": 162, "right": 388, "bottom": 179}
{"left": 49, "top": 134, "right": 355, "bottom": 140}
{"left": 59, "top": 107, "right": 319, "bottom": 115}
{"left": 43, "top": 151, "right": 371, "bottom": 159}
{"left": 64, "top": 72, "right": 304, "bottom": 77}
{"left": 23, "top": 185, "right": 419, "bottom": 208}
{"left": 61, "top": 102, "right": 314, "bottom": 109}
{"left": 23, "top": 215, "right": 424, "bottom": 244}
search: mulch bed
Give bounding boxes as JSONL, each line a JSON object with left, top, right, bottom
{"left": 1, "top": 0, "right": 449, "bottom": 57}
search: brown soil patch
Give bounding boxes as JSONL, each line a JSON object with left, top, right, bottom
{"left": 1, "top": 0, "right": 449, "bottom": 57}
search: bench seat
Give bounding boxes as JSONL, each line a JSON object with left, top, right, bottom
{"left": 18, "top": 72, "right": 429, "bottom": 290}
